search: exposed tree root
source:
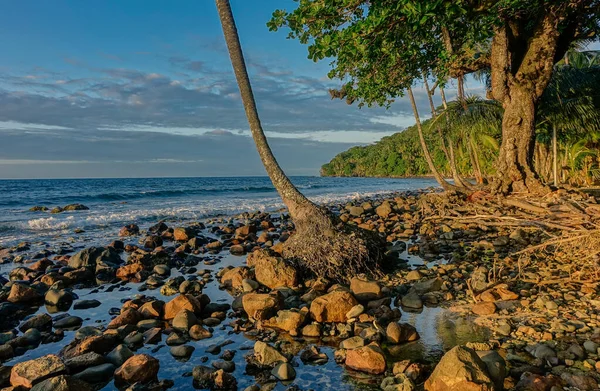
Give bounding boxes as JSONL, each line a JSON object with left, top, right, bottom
{"left": 282, "top": 206, "right": 386, "bottom": 283}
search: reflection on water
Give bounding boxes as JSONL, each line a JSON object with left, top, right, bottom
{"left": 1, "top": 251, "right": 489, "bottom": 391}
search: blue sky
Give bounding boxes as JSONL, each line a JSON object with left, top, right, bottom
{"left": 0, "top": 0, "right": 582, "bottom": 178}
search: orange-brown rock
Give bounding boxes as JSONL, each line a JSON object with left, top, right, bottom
{"left": 424, "top": 346, "right": 494, "bottom": 391}
{"left": 263, "top": 309, "right": 307, "bottom": 332}
{"left": 220, "top": 267, "right": 252, "bottom": 289}
{"left": 242, "top": 292, "right": 283, "bottom": 320}
{"left": 472, "top": 302, "right": 497, "bottom": 316}
{"left": 114, "top": 354, "right": 159, "bottom": 385}
{"left": 345, "top": 343, "right": 386, "bottom": 374}
{"left": 246, "top": 250, "right": 297, "bottom": 289}
{"left": 107, "top": 308, "right": 142, "bottom": 329}
{"left": 163, "top": 294, "right": 202, "bottom": 320}
{"left": 310, "top": 290, "right": 358, "bottom": 323}
{"left": 10, "top": 354, "right": 67, "bottom": 388}
{"left": 116, "top": 263, "right": 144, "bottom": 280}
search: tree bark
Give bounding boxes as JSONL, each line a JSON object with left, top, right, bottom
{"left": 216, "top": 0, "right": 383, "bottom": 282}
{"left": 407, "top": 87, "right": 457, "bottom": 191}
{"left": 490, "top": 13, "right": 560, "bottom": 194}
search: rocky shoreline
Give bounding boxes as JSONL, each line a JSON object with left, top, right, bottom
{"left": 0, "top": 189, "right": 598, "bottom": 390}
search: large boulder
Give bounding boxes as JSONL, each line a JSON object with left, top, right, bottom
{"left": 68, "top": 247, "right": 122, "bottom": 272}
{"left": 10, "top": 354, "right": 67, "bottom": 388}
{"left": 246, "top": 250, "right": 298, "bottom": 289}
{"left": 242, "top": 292, "right": 284, "bottom": 320}
{"left": 310, "top": 290, "right": 358, "bottom": 323}
{"left": 424, "top": 346, "right": 495, "bottom": 391}
{"left": 114, "top": 354, "right": 159, "bottom": 385}
{"left": 345, "top": 343, "right": 387, "bottom": 374}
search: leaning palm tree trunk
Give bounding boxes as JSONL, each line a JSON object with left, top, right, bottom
{"left": 215, "top": 0, "right": 383, "bottom": 282}
{"left": 407, "top": 86, "right": 457, "bottom": 191}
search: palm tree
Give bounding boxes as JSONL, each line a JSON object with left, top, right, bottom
{"left": 215, "top": 0, "right": 383, "bottom": 282}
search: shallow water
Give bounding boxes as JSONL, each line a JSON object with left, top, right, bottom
{"left": 1, "top": 249, "right": 489, "bottom": 391}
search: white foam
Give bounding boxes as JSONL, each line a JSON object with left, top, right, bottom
{"left": 27, "top": 216, "right": 74, "bottom": 230}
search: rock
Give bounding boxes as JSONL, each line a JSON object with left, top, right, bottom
{"left": 350, "top": 277, "right": 382, "bottom": 302}
{"left": 116, "top": 263, "right": 144, "bottom": 280}
{"left": 381, "top": 374, "right": 415, "bottom": 391}
{"left": 584, "top": 340, "right": 598, "bottom": 353}
{"left": 263, "top": 309, "right": 307, "bottom": 332}
{"left": 68, "top": 246, "right": 121, "bottom": 272}
{"left": 106, "top": 344, "right": 134, "bottom": 367}
{"left": 401, "top": 291, "right": 423, "bottom": 309}
{"left": 345, "top": 343, "right": 386, "bottom": 374}
{"left": 302, "top": 324, "right": 322, "bottom": 338}
{"left": 54, "top": 316, "right": 83, "bottom": 329}
{"left": 347, "top": 206, "right": 364, "bottom": 217}
{"left": 561, "top": 372, "right": 598, "bottom": 390}
{"left": 346, "top": 304, "right": 364, "bottom": 319}
{"left": 164, "top": 294, "right": 202, "bottom": 320}
{"left": 213, "top": 369, "right": 237, "bottom": 390}
{"left": 64, "top": 352, "right": 105, "bottom": 371}
{"left": 173, "top": 227, "right": 194, "bottom": 242}
{"left": 472, "top": 302, "right": 497, "bottom": 316}
{"left": 241, "top": 279, "right": 259, "bottom": 292}
{"left": 73, "top": 363, "right": 116, "bottom": 383}
{"left": 189, "top": 324, "right": 212, "bottom": 340}
{"left": 376, "top": 201, "right": 393, "bottom": 218}
{"left": 424, "top": 346, "right": 494, "bottom": 391}
{"left": 139, "top": 300, "right": 164, "bottom": 318}
{"left": 119, "top": 224, "right": 140, "bottom": 237}
{"left": 386, "top": 322, "right": 420, "bottom": 344}
{"left": 44, "top": 289, "right": 73, "bottom": 308}
{"left": 172, "top": 309, "right": 197, "bottom": 331}
{"left": 470, "top": 267, "right": 488, "bottom": 292}
{"left": 246, "top": 250, "right": 298, "bottom": 289}
{"left": 62, "top": 203, "right": 89, "bottom": 211}
{"left": 340, "top": 336, "right": 365, "bottom": 350}
{"left": 144, "top": 235, "right": 163, "bottom": 249}
{"left": 476, "top": 350, "right": 506, "bottom": 391}
{"left": 30, "top": 375, "right": 93, "bottom": 391}
{"left": 271, "top": 362, "right": 296, "bottom": 381}
{"left": 310, "top": 290, "right": 359, "bottom": 323}
{"left": 254, "top": 341, "right": 287, "bottom": 366}
{"left": 10, "top": 354, "right": 67, "bottom": 388}
{"left": 413, "top": 278, "right": 443, "bottom": 294}
{"left": 242, "top": 292, "right": 283, "bottom": 320}
{"left": 8, "top": 283, "right": 42, "bottom": 303}
{"left": 406, "top": 270, "right": 423, "bottom": 281}
{"left": 20, "top": 314, "right": 52, "bottom": 332}
{"left": 107, "top": 308, "right": 141, "bottom": 329}
{"left": 170, "top": 345, "right": 195, "bottom": 358}
{"left": 220, "top": 267, "right": 253, "bottom": 290}
{"left": 114, "top": 354, "right": 159, "bottom": 385}
{"left": 73, "top": 299, "right": 101, "bottom": 310}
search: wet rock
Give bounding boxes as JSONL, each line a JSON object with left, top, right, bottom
{"left": 10, "top": 354, "right": 67, "bottom": 388}
{"left": 189, "top": 324, "right": 212, "bottom": 340}
{"left": 64, "top": 352, "right": 105, "bottom": 371}
{"left": 424, "top": 346, "right": 494, "bottom": 391}
{"left": 401, "top": 291, "right": 422, "bottom": 309}
{"left": 116, "top": 263, "right": 144, "bottom": 280}
{"left": 8, "top": 283, "right": 42, "bottom": 303}
{"left": 73, "top": 299, "right": 101, "bottom": 310}
{"left": 413, "top": 278, "right": 443, "bottom": 294}
{"left": 340, "top": 336, "right": 365, "bottom": 350}
{"left": 106, "top": 344, "right": 134, "bottom": 367}
{"left": 143, "top": 236, "right": 163, "bottom": 249}
{"left": 54, "top": 316, "right": 83, "bottom": 329}
{"left": 114, "top": 354, "right": 159, "bottom": 385}
{"left": 172, "top": 309, "right": 197, "bottom": 331}
{"left": 242, "top": 292, "right": 283, "bottom": 320}
{"left": 29, "top": 375, "right": 93, "bottom": 391}
{"left": 263, "top": 309, "right": 307, "bottom": 332}
{"left": 0, "top": 344, "right": 14, "bottom": 360}
{"left": 44, "top": 289, "right": 73, "bottom": 308}
{"left": 310, "top": 290, "right": 358, "bottom": 323}
{"left": 220, "top": 267, "right": 253, "bottom": 290}
{"left": 350, "top": 277, "right": 382, "bottom": 302}
{"left": 73, "top": 363, "right": 116, "bottom": 383}
{"left": 246, "top": 250, "right": 298, "bottom": 289}
{"left": 271, "top": 362, "right": 296, "bottom": 381}
{"left": 139, "top": 300, "right": 164, "bottom": 319}
{"left": 386, "top": 322, "right": 420, "bottom": 344}
{"left": 381, "top": 374, "right": 415, "bottom": 391}
{"left": 170, "top": 345, "right": 195, "bottom": 359}
{"left": 212, "top": 360, "right": 235, "bottom": 372}
{"left": 345, "top": 343, "right": 386, "bottom": 374}
{"left": 108, "top": 308, "right": 141, "bottom": 329}
{"left": 20, "top": 314, "right": 52, "bottom": 332}
{"left": 173, "top": 227, "right": 195, "bottom": 242}
{"left": 476, "top": 350, "right": 506, "bottom": 391}
{"left": 253, "top": 341, "right": 287, "bottom": 366}
{"left": 119, "top": 224, "right": 140, "bottom": 237}
{"left": 68, "top": 247, "right": 121, "bottom": 272}
{"left": 164, "top": 294, "right": 202, "bottom": 320}
{"left": 62, "top": 203, "right": 89, "bottom": 212}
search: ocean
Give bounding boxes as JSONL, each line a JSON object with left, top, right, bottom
{"left": 0, "top": 176, "right": 439, "bottom": 247}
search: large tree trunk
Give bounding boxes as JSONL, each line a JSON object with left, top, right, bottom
{"left": 407, "top": 87, "right": 457, "bottom": 191}
{"left": 490, "top": 14, "right": 560, "bottom": 194}
{"left": 216, "top": 0, "right": 383, "bottom": 282}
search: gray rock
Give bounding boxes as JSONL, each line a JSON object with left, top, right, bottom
{"left": 72, "top": 363, "right": 115, "bottom": 383}
{"left": 53, "top": 315, "right": 82, "bottom": 329}
{"left": 170, "top": 345, "right": 195, "bottom": 359}
{"left": 271, "top": 362, "right": 296, "bottom": 381}
{"left": 106, "top": 344, "right": 133, "bottom": 367}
